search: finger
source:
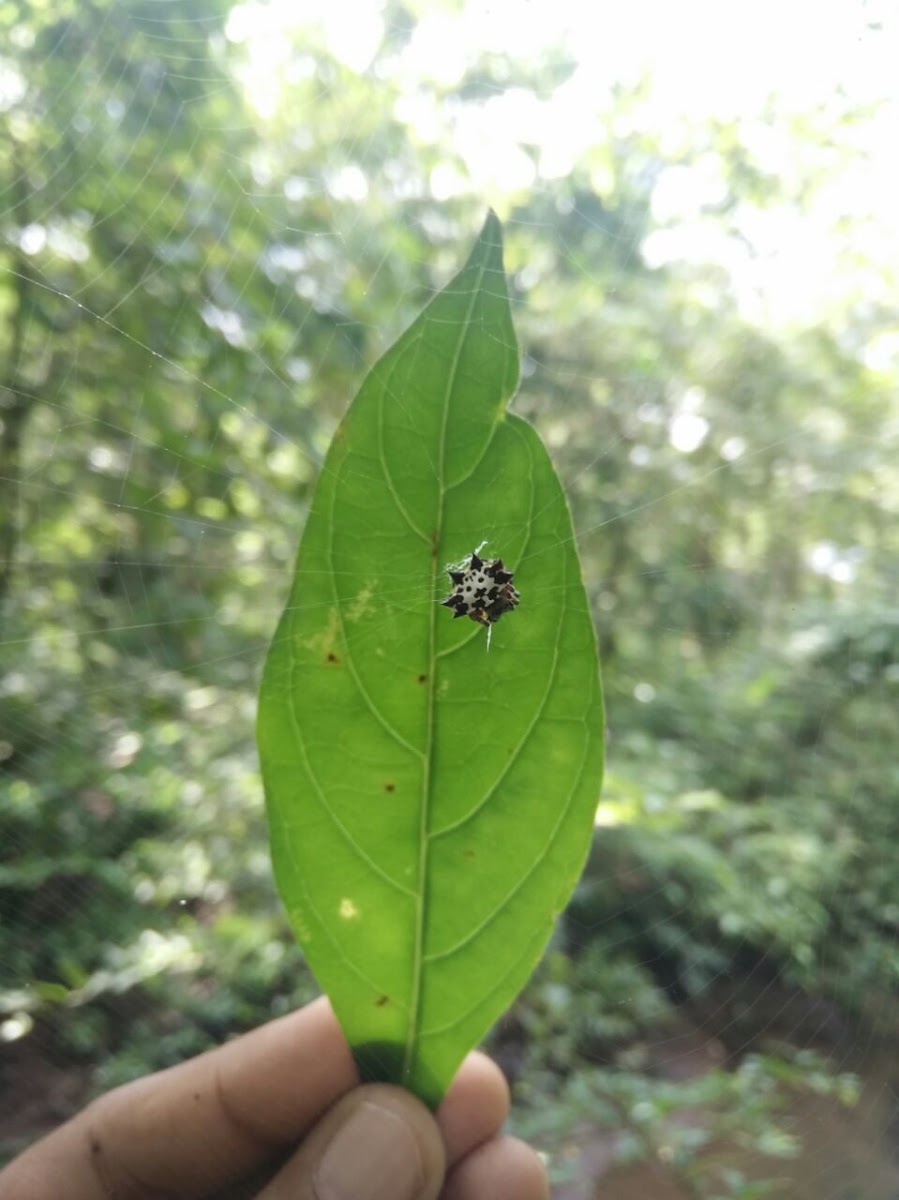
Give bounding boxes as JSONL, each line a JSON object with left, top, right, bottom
{"left": 212, "top": 1047, "right": 513, "bottom": 1197}
{"left": 440, "top": 1134, "right": 549, "bottom": 1200}
{"left": 0, "top": 998, "right": 358, "bottom": 1199}
{"left": 435, "top": 1051, "right": 510, "bottom": 1166}
{"left": 251, "top": 1054, "right": 510, "bottom": 1198}
{"left": 255, "top": 1084, "right": 445, "bottom": 1200}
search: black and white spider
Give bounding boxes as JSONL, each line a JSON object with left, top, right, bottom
{"left": 441, "top": 551, "right": 520, "bottom": 628}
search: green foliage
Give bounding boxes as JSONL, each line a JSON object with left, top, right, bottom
{"left": 569, "top": 596, "right": 899, "bottom": 1022}
{"left": 511, "top": 1051, "right": 858, "bottom": 1198}
{"left": 258, "top": 215, "right": 604, "bottom": 1106}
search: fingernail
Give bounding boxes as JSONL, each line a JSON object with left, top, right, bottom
{"left": 314, "top": 1100, "right": 425, "bottom": 1200}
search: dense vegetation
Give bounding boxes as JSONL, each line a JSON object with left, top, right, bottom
{"left": 2, "top": 2, "right": 896, "bottom": 1195}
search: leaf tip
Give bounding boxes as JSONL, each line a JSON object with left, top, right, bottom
{"left": 479, "top": 208, "right": 504, "bottom": 252}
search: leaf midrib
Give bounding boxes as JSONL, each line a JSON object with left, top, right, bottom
{"left": 405, "top": 251, "right": 494, "bottom": 1084}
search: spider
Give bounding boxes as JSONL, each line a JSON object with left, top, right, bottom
{"left": 441, "top": 551, "right": 520, "bottom": 628}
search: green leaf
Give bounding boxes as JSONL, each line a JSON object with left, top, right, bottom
{"left": 258, "top": 212, "right": 604, "bottom": 1107}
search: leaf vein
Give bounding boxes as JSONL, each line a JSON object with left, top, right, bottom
{"left": 407, "top": 242, "right": 494, "bottom": 1082}
{"left": 326, "top": 474, "right": 424, "bottom": 760}
{"left": 285, "top": 622, "right": 417, "bottom": 898}
{"left": 377, "top": 334, "right": 432, "bottom": 545}
{"left": 431, "top": 424, "right": 553, "bottom": 840}
{"left": 423, "top": 727, "right": 593, "bottom": 965}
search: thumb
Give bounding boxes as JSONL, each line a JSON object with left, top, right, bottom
{"left": 255, "top": 1084, "right": 446, "bottom": 1200}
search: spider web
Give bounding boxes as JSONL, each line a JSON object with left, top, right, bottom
{"left": 2, "top": 2, "right": 898, "bottom": 1195}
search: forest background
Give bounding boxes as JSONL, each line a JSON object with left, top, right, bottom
{"left": 1, "top": 2, "right": 897, "bottom": 1197}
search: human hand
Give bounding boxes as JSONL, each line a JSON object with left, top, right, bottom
{"left": 0, "top": 996, "right": 548, "bottom": 1200}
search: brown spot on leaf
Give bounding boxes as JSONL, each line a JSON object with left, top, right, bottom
{"left": 417, "top": 674, "right": 427, "bottom": 684}
{"left": 464, "top": 848, "right": 476, "bottom": 859}
{"left": 375, "top": 994, "right": 390, "bottom": 1007}
{"left": 384, "top": 782, "right": 395, "bottom": 793}
{"left": 326, "top": 652, "right": 339, "bottom": 664}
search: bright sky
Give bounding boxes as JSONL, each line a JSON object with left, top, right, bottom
{"left": 225, "top": 0, "right": 899, "bottom": 329}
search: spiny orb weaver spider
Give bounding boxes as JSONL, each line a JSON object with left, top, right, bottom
{"left": 441, "top": 551, "right": 520, "bottom": 628}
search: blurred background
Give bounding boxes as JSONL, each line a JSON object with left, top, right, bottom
{"left": 1, "top": 1, "right": 897, "bottom": 1196}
